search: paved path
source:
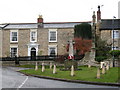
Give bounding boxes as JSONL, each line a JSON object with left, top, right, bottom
{"left": 2, "top": 66, "right": 119, "bottom": 88}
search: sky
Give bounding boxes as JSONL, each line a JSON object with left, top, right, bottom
{"left": 0, "top": 0, "right": 119, "bottom": 23}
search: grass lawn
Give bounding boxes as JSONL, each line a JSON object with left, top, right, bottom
{"left": 19, "top": 65, "right": 119, "bottom": 83}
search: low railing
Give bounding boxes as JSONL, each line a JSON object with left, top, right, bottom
{"left": 0, "top": 55, "right": 84, "bottom": 62}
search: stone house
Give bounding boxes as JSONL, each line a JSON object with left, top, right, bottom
{"left": 94, "top": 6, "right": 120, "bottom": 51}
{"left": 0, "top": 16, "right": 91, "bottom": 58}
{"left": 0, "top": 5, "right": 119, "bottom": 60}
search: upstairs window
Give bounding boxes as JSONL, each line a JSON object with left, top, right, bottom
{"left": 49, "top": 29, "right": 57, "bottom": 42}
{"left": 30, "top": 31, "right": 37, "bottom": 42}
{"left": 10, "top": 31, "right": 18, "bottom": 42}
{"left": 112, "top": 30, "right": 119, "bottom": 39}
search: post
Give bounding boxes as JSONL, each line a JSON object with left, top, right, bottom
{"left": 112, "top": 16, "right": 116, "bottom": 67}
{"left": 53, "top": 64, "right": 56, "bottom": 74}
{"left": 97, "top": 67, "right": 100, "bottom": 79}
{"left": 102, "top": 65, "right": 105, "bottom": 74}
{"left": 42, "top": 62, "right": 45, "bottom": 72}
{"left": 35, "top": 61, "right": 38, "bottom": 71}
{"left": 71, "top": 65, "right": 75, "bottom": 76}
{"left": 50, "top": 62, "right": 52, "bottom": 69}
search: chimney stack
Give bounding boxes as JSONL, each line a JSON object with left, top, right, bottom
{"left": 97, "top": 5, "right": 101, "bottom": 22}
{"left": 37, "top": 15, "right": 44, "bottom": 28}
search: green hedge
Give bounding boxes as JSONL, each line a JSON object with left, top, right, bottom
{"left": 109, "top": 50, "right": 120, "bottom": 58}
{"left": 95, "top": 56, "right": 107, "bottom": 62}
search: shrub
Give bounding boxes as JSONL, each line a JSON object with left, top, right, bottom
{"left": 109, "top": 50, "right": 120, "bottom": 58}
{"left": 64, "top": 59, "right": 78, "bottom": 70}
{"left": 95, "top": 56, "right": 107, "bottom": 62}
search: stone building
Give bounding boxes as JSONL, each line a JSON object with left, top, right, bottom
{"left": 94, "top": 6, "right": 120, "bottom": 50}
{"left": 0, "top": 16, "right": 91, "bottom": 58}
{"left": 0, "top": 5, "right": 119, "bottom": 60}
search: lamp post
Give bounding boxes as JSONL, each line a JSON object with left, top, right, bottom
{"left": 112, "top": 16, "right": 116, "bottom": 67}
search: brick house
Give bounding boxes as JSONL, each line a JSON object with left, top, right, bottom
{"left": 0, "top": 16, "right": 91, "bottom": 58}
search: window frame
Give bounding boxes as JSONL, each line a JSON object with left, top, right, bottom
{"left": 10, "top": 30, "right": 18, "bottom": 43}
{"left": 112, "top": 30, "right": 119, "bottom": 39}
{"left": 10, "top": 46, "right": 18, "bottom": 57}
{"left": 49, "top": 29, "right": 57, "bottom": 42}
{"left": 48, "top": 45, "right": 57, "bottom": 56}
{"left": 30, "top": 30, "right": 37, "bottom": 42}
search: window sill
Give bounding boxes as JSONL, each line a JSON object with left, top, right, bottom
{"left": 10, "top": 41, "right": 18, "bottom": 43}
{"left": 49, "top": 41, "right": 57, "bottom": 43}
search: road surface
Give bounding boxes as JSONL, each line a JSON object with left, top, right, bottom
{"left": 1, "top": 66, "right": 119, "bottom": 88}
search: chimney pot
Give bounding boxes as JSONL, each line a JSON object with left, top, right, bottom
{"left": 37, "top": 15, "right": 43, "bottom": 23}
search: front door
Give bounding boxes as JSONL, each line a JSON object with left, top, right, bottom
{"left": 31, "top": 48, "right": 36, "bottom": 60}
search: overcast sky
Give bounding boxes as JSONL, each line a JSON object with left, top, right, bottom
{"left": 0, "top": 0, "right": 119, "bottom": 23}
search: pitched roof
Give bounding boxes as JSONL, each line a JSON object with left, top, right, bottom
{"left": 100, "top": 19, "right": 120, "bottom": 30}
{"left": 0, "top": 21, "right": 91, "bottom": 29}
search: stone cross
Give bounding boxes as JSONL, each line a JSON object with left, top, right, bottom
{"left": 68, "top": 40, "right": 74, "bottom": 60}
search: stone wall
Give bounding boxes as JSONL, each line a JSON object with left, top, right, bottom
{"left": 18, "top": 29, "right": 30, "bottom": 56}
{"left": 100, "top": 30, "right": 120, "bottom": 50}
{"left": 100, "top": 30, "right": 112, "bottom": 44}
{"left": 0, "top": 29, "right": 2, "bottom": 57}
{"left": 2, "top": 30, "right": 10, "bottom": 57}
{"left": 37, "top": 28, "right": 74, "bottom": 55}
{"left": 57, "top": 28, "right": 74, "bottom": 55}
{"left": 37, "top": 28, "right": 49, "bottom": 55}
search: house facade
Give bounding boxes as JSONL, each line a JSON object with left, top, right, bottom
{"left": 0, "top": 6, "right": 119, "bottom": 59}
{"left": 94, "top": 6, "right": 120, "bottom": 51}
{"left": 0, "top": 16, "right": 91, "bottom": 58}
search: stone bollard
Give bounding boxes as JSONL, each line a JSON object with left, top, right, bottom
{"left": 110, "top": 61, "right": 113, "bottom": 68}
{"left": 53, "top": 64, "right": 56, "bottom": 74}
{"left": 71, "top": 65, "right": 75, "bottom": 76}
{"left": 102, "top": 65, "right": 105, "bottom": 74}
{"left": 106, "top": 64, "right": 109, "bottom": 71}
{"left": 50, "top": 62, "right": 52, "bottom": 69}
{"left": 42, "top": 62, "right": 45, "bottom": 72}
{"left": 96, "top": 67, "right": 100, "bottom": 79}
{"left": 88, "top": 64, "right": 91, "bottom": 68}
{"left": 35, "top": 61, "right": 38, "bottom": 71}
{"left": 100, "top": 62, "right": 105, "bottom": 69}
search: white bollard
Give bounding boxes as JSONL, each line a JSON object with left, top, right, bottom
{"left": 106, "top": 64, "right": 109, "bottom": 70}
{"left": 100, "top": 62, "right": 105, "bottom": 69}
{"left": 88, "top": 64, "right": 91, "bottom": 68}
{"left": 71, "top": 65, "right": 75, "bottom": 76}
{"left": 50, "top": 62, "right": 52, "bottom": 69}
{"left": 97, "top": 67, "right": 100, "bottom": 79}
{"left": 35, "top": 62, "right": 38, "bottom": 71}
{"left": 110, "top": 61, "right": 113, "bottom": 68}
{"left": 53, "top": 64, "right": 56, "bottom": 74}
{"left": 102, "top": 65, "right": 105, "bottom": 74}
{"left": 42, "top": 62, "right": 45, "bottom": 72}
